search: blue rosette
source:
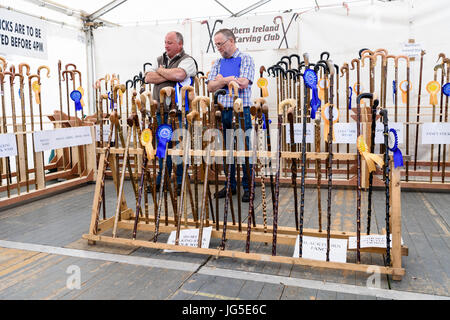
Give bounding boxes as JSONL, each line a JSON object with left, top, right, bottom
{"left": 443, "top": 83, "right": 450, "bottom": 97}
{"left": 108, "top": 92, "right": 114, "bottom": 110}
{"left": 156, "top": 124, "right": 173, "bottom": 159}
{"left": 348, "top": 86, "right": 353, "bottom": 110}
{"left": 262, "top": 114, "right": 272, "bottom": 130}
{"left": 389, "top": 128, "right": 404, "bottom": 168}
{"left": 303, "top": 69, "right": 321, "bottom": 119}
{"left": 70, "top": 90, "right": 83, "bottom": 111}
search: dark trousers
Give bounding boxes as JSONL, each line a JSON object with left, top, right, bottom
{"left": 221, "top": 106, "right": 253, "bottom": 192}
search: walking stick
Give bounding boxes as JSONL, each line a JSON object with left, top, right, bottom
{"left": 0, "top": 72, "right": 11, "bottom": 196}
{"left": 112, "top": 116, "right": 134, "bottom": 238}
{"left": 442, "top": 58, "right": 450, "bottom": 183}
{"left": 232, "top": 97, "right": 243, "bottom": 232}
{"left": 213, "top": 89, "right": 227, "bottom": 231}
{"left": 314, "top": 117, "right": 323, "bottom": 233}
{"left": 429, "top": 65, "right": 442, "bottom": 183}
{"left": 262, "top": 102, "right": 276, "bottom": 214}
{"left": 286, "top": 99, "right": 299, "bottom": 231}
{"left": 93, "top": 111, "right": 118, "bottom": 235}
{"left": 18, "top": 64, "right": 31, "bottom": 192}
{"left": 437, "top": 56, "right": 446, "bottom": 172}
{"left": 220, "top": 93, "right": 240, "bottom": 250}
{"left": 245, "top": 103, "right": 259, "bottom": 253}
{"left": 414, "top": 51, "right": 426, "bottom": 171}
{"left": 255, "top": 98, "right": 269, "bottom": 235}
{"left": 341, "top": 63, "right": 351, "bottom": 180}
{"left": 324, "top": 61, "right": 336, "bottom": 262}
{"left": 379, "top": 108, "right": 392, "bottom": 266}
{"left": 5, "top": 71, "right": 23, "bottom": 195}
{"left": 366, "top": 90, "right": 379, "bottom": 235}
{"left": 28, "top": 74, "right": 40, "bottom": 190}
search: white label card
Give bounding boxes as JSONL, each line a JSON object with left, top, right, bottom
{"left": 165, "top": 227, "right": 212, "bottom": 253}
{"left": 34, "top": 127, "right": 93, "bottom": 152}
{"left": 284, "top": 123, "right": 314, "bottom": 144}
{"left": 348, "top": 235, "right": 404, "bottom": 249}
{"left": 0, "top": 134, "right": 18, "bottom": 158}
{"left": 293, "top": 236, "right": 348, "bottom": 263}
{"left": 421, "top": 123, "right": 450, "bottom": 145}
{"left": 375, "top": 123, "right": 404, "bottom": 145}
{"left": 95, "top": 124, "right": 115, "bottom": 143}
{"left": 334, "top": 123, "right": 357, "bottom": 144}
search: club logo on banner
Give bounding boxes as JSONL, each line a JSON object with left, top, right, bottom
{"left": 202, "top": 13, "right": 298, "bottom": 53}
{"left": 0, "top": 8, "right": 48, "bottom": 59}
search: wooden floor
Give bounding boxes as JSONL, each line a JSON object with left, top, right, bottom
{"left": 0, "top": 179, "right": 448, "bottom": 300}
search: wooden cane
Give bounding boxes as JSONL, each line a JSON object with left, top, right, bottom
{"left": 442, "top": 58, "right": 450, "bottom": 183}
{"left": 5, "top": 71, "right": 23, "bottom": 195}
{"left": 246, "top": 103, "right": 258, "bottom": 253}
{"left": 0, "top": 72, "right": 11, "bottom": 197}
{"left": 341, "top": 63, "right": 351, "bottom": 180}
{"left": 28, "top": 74, "right": 40, "bottom": 190}
{"left": 414, "top": 51, "right": 426, "bottom": 172}
{"left": 112, "top": 116, "right": 134, "bottom": 238}
{"left": 437, "top": 56, "right": 446, "bottom": 172}
{"left": 18, "top": 64, "right": 31, "bottom": 192}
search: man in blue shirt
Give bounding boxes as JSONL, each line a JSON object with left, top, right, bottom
{"left": 207, "top": 29, "right": 255, "bottom": 203}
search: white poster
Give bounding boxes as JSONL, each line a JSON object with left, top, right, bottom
{"left": 34, "top": 126, "right": 93, "bottom": 152}
{"left": 0, "top": 133, "right": 17, "bottom": 158}
{"left": 0, "top": 8, "right": 48, "bottom": 59}
{"left": 375, "top": 122, "right": 404, "bottom": 145}
{"left": 165, "top": 227, "right": 212, "bottom": 253}
{"left": 421, "top": 123, "right": 450, "bottom": 145}
{"left": 348, "top": 235, "right": 404, "bottom": 249}
{"left": 293, "top": 236, "right": 348, "bottom": 263}
{"left": 334, "top": 123, "right": 358, "bottom": 144}
{"left": 401, "top": 42, "right": 423, "bottom": 60}
{"left": 284, "top": 123, "right": 314, "bottom": 144}
{"left": 201, "top": 13, "right": 298, "bottom": 53}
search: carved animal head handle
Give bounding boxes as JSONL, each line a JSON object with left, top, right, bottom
{"left": 186, "top": 110, "right": 200, "bottom": 125}
{"left": 437, "top": 53, "right": 446, "bottom": 64}
{"left": 279, "top": 99, "right": 297, "bottom": 115}
{"left": 233, "top": 98, "right": 243, "bottom": 114}
{"left": 228, "top": 81, "right": 239, "bottom": 98}
{"left": 159, "top": 86, "right": 174, "bottom": 105}
{"left": 37, "top": 66, "right": 50, "bottom": 79}
{"left": 254, "top": 98, "right": 266, "bottom": 108}
{"left": 18, "top": 63, "right": 30, "bottom": 77}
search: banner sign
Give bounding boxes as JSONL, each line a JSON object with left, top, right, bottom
{"left": 0, "top": 133, "right": 17, "bottom": 158}
{"left": 34, "top": 127, "right": 92, "bottom": 152}
{"left": 201, "top": 13, "right": 298, "bottom": 53}
{"left": 0, "top": 8, "right": 48, "bottom": 59}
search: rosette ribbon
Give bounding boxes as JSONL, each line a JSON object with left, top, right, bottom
{"left": 77, "top": 87, "right": 85, "bottom": 107}
{"left": 357, "top": 135, "right": 384, "bottom": 173}
{"left": 393, "top": 81, "right": 397, "bottom": 105}
{"left": 443, "top": 83, "right": 450, "bottom": 97}
{"left": 257, "top": 78, "right": 269, "bottom": 98}
{"left": 399, "top": 80, "right": 412, "bottom": 105}
{"left": 427, "top": 81, "right": 441, "bottom": 106}
{"left": 70, "top": 90, "right": 83, "bottom": 112}
{"left": 156, "top": 124, "right": 173, "bottom": 159}
{"left": 303, "top": 69, "right": 321, "bottom": 119}
{"left": 318, "top": 78, "right": 330, "bottom": 102}
{"left": 32, "top": 81, "right": 41, "bottom": 104}
{"left": 141, "top": 128, "right": 155, "bottom": 160}
{"left": 389, "top": 128, "right": 404, "bottom": 168}
{"left": 348, "top": 86, "right": 353, "bottom": 110}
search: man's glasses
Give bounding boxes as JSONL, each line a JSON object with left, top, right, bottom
{"left": 214, "top": 39, "right": 230, "bottom": 49}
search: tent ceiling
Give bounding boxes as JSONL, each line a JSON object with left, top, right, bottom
{"left": 4, "top": 0, "right": 385, "bottom": 27}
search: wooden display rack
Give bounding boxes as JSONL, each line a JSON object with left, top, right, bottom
{"left": 84, "top": 147, "right": 408, "bottom": 281}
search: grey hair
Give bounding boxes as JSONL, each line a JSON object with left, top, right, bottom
{"left": 214, "top": 29, "right": 236, "bottom": 42}
{"left": 168, "top": 31, "right": 184, "bottom": 45}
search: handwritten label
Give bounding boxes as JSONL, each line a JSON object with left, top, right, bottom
{"left": 34, "top": 126, "right": 93, "bottom": 152}
{"left": 348, "top": 235, "right": 404, "bottom": 249}
{"left": 334, "top": 123, "right": 358, "bottom": 144}
{"left": 165, "top": 227, "right": 212, "bottom": 253}
{"left": 375, "top": 122, "right": 404, "bottom": 145}
{"left": 95, "top": 124, "right": 115, "bottom": 143}
{"left": 293, "top": 236, "right": 348, "bottom": 263}
{"left": 284, "top": 123, "right": 314, "bottom": 144}
{"left": 401, "top": 42, "right": 422, "bottom": 59}
{"left": 0, "top": 133, "right": 18, "bottom": 158}
{"left": 421, "top": 123, "right": 450, "bottom": 145}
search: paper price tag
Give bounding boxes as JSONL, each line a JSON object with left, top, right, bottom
{"left": 165, "top": 227, "right": 212, "bottom": 253}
